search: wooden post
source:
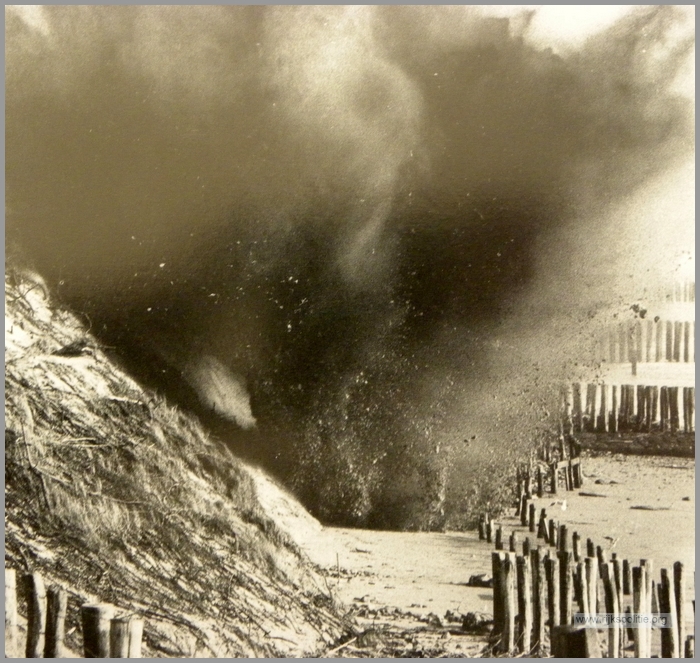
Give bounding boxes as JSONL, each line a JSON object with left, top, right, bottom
{"left": 551, "top": 625, "right": 601, "bottom": 658}
{"left": 574, "top": 561, "right": 586, "bottom": 615}
{"left": 128, "top": 617, "right": 144, "bottom": 658}
{"left": 651, "top": 385, "right": 660, "bottom": 429}
{"left": 673, "top": 562, "right": 686, "bottom": 656}
{"left": 645, "top": 385, "right": 653, "bottom": 431}
{"left": 601, "top": 562, "right": 621, "bottom": 658}
{"left": 669, "top": 386, "right": 680, "bottom": 433}
{"left": 479, "top": 517, "right": 486, "bottom": 541}
{"left": 674, "top": 321, "right": 682, "bottom": 362}
{"left": 520, "top": 496, "right": 529, "bottom": 527}
{"left": 44, "top": 586, "right": 67, "bottom": 658}
{"left": 537, "top": 509, "right": 548, "bottom": 541}
{"left": 486, "top": 519, "right": 493, "bottom": 544}
{"left": 110, "top": 617, "right": 131, "bottom": 658}
{"left": 81, "top": 604, "right": 115, "bottom": 658}
{"left": 559, "top": 525, "right": 569, "bottom": 553}
{"left": 685, "top": 636, "right": 694, "bottom": 658}
{"left": 586, "top": 538, "right": 595, "bottom": 559}
{"left": 523, "top": 537, "right": 532, "bottom": 558}
{"left": 622, "top": 559, "right": 631, "bottom": 596}
{"left": 495, "top": 526, "right": 503, "bottom": 551}
{"left": 516, "top": 555, "right": 533, "bottom": 654}
{"left": 585, "top": 557, "right": 598, "bottom": 623}
{"left": 537, "top": 466, "right": 544, "bottom": 498}
{"left": 633, "top": 566, "right": 650, "bottom": 658}
{"left": 610, "top": 384, "right": 618, "bottom": 433}
{"left": 659, "top": 568, "right": 680, "bottom": 658}
{"left": 572, "top": 532, "right": 581, "bottom": 562}
{"left": 559, "top": 551, "right": 574, "bottom": 625}
{"left": 550, "top": 462, "right": 558, "bottom": 494}
{"left": 547, "top": 555, "right": 561, "bottom": 631}
{"left": 642, "top": 558, "right": 654, "bottom": 658}
{"left": 528, "top": 503, "right": 536, "bottom": 533}
{"left": 548, "top": 520, "right": 558, "bottom": 549}
{"left": 596, "top": 545, "right": 608, "bottom": 572}
{"left": 500, "top": 552, "right": 516, "bottom": 654}
{"left": 509, "top": 531, "right": 518, "bottom": 554}
{"left": 531, "top": 548, "right": 546, "bottom": 652}
{"left": 5, "top": 569, "right": 18, "bottom": 658}
{"left": 25, "top": 572, "right": 47, "bottom": 658}
{"left": 661, "top": 386, "right": 669, "bottom": 431}
{"left": 637, "top": 385, "right": 646, "bottom": 431}
{"left": 666, "top": 320, "right": 674, "bottom": 361}
{"left": 492, "top": 552, "right": 504, "bottom": 633}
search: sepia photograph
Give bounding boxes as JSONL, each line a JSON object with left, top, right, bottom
{"left": 4, "top": 4, "right": 695, "bottom": 658}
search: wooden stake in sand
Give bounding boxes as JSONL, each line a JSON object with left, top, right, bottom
{"left": 110, "top": 617, "right": 131, "bottom": 658}
{"left": 528, "top": 502, "right": 536, "bottom": 533}
{"left": 547, "top": 554, "right": 561, "bottom": 631}
{"left": 537, "top": 509, "right": 548, "bottom": 541}
{"left": 601, "top": 562, "right": 620, "bottom": 659}
{"left": 674, "top": 562, "right": 686, "bottom": 655}
{"left": 128, "top": 617, "right": 144, "bottom": 658}
{"left": 492, "top": 552, "right": 504, "bottom": 633}
{"left": 559, "top": 551, "right": 574, "bottom": 625}
{"left": 572, "top": 532, "right": 581, "bottom": 562}
{"left": 509, "top": 532, "right": 518, "bottom": 554}
{"left": 548, "top": 520, "right": 558, "bottom": 549}
{"left": 81, "top": 604, "right": 115, "bottom": 658}
{"left": 531, "top": 548, "right": 546, "bottom": 653}
{"left": 495, "top": 526, "right": 503, "bottom": 551}
{"left": 25, "top": 572, "right": 47, "bottom": 658}
{"left": 44, "top": 586, "right": 67, "bottom": 658}
{"left": 499, "top": 552, "right": 516, "bottom": 655}
{"left": 585, "top": 557, "right": 598, "bottom": 623}
{"left": 622, "top": 559, "right": 632, "bottom": 596}
{"left": 516, "top": 555, "right": 533, "bottom": 654}
{"left": 659, "top": 568, "right": 680, "bottom": 658}
{"left": 633, "top": 566, "right": 649, "bottom": 658}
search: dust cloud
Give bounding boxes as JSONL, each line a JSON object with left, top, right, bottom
{"left": 6, "top": 5, "right": 694, "bottom": 528}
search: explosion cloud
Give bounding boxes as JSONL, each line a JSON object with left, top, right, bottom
{"left": 6, "top": 5, "right": 694, "bottom": 528}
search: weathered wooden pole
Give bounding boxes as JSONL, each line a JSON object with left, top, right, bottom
{"left": 666, "top": 320, "right": 674, "bottom": 361}
{"left": 596, "top": 545, "right": 608, "bottom": 572}
{"left": 499, "top": 552, "right": 516, "bottom": 654}
{"left": 673, "top": 562, "right": 686, "bottom": 656}
{"left": 637, "top": 384, "right": 646, "bottom": 431}
{"left": 547, "top": 554, "right": 561, "bottom": 633}
{"left": 516, "top": 555, "right": 533, "bottom": 654}
{"left": 548, "top": 520, "right": 558, "bottom": 549}
{"left": 492, "top": 551, "right": 504, "bottom": 633}
{"left": 659, "top": 568, "right": 680, "bottom": 658}
{"left": 81, "top": 603, "right": 115, "bottom": 658}
{"left": 537, "top": 466, "right": 544, "bottom": 498}
{"left": 478, "top": 516, "right": 486, "bottom": 541}
{"left": 559, "top": 551, "right": 574, "bottom": 626}
{"left": 25, "top": 572, "right": 47, "bottom": 658}
{"left": 585, "top": 557, "right": 598, "bottom": 623}
{"left": 551, "top": 625, "right": 601, "bottom": 658}
{"left": 508, "top": 531, "right": 517, "bottom": 553}
{"left": 586, "top": 538, "right": 595, "bottom": 559}
{"left": 622, "top": 559, "right": 632, "bottom": 596}
{"left": 5, "top": 569, "right": 18, "bottom": 658}
{"left": 661, "top": 386, "right": 669, "bottom": 432}
{"left": 110, "top": 617, "right": 131, "bottom": 658}
{"left": 128, "top": 617, "right": 144, "bottom": 658}
{"left": 495, "top": 525, "right": 503, "bottom": 551}
{"left": 486, "top": 519, "right": 493, "bottom": 544}
{"left": 531, "top": 548, "right": 546, "bottom": 652}
{"left": 601, "top": 562, "right": 621, "bottom": 658}
{"left": 575, "top": 561, "right": 588, "bottom": 616}
{"left": 559, "top": 525, "right": 569, "bottom": 553}
{"left": 633, "top": 566, "right": 649, "bottom": 658}
{"left": 610, "top": 384, "right": 618, "bottom": 433}
{"left": 642, "top": 558, "right": 654, "bottom": 657}
{"left": 572, "top": 532, "right": 581, "bottom": 562}
{"left": 528, "top": 502, "right": 536, "bottom": 533}
{"left": 685, "top": 636, "right": 694, "bottom": 658}
{"left": 537, "top": 509, "right": 548, "bottom": 541}
{"left": 44, "top": 585, "right": 67, "bottom": 658}
{"left": 520, "top": 497, "right": 529, "bottom": 527}
{"left": 522, "top": 537, "right": 532, "bottom": 558}
{"left": 669, "top": 386, "right": 680, "bottom": 432}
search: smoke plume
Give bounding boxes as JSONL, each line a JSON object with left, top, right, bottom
{"left": 6, "top": 5, "right": 694, "bottom": 528}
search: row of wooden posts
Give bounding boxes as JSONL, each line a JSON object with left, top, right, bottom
{"left": 477, "top": 450, "right": 694, "bottom": 657}
{"left": 562, "top": 383, "right": 695, "bottom": 434}
{"left": 595, "top": 319, "right": 694, "bottom": 365}
{"left": 4, "top": 569, "right": 144, "bottom": 658}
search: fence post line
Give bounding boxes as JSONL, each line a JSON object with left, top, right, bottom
{"left": 25, "top": 572, "right": 47, "bottom": 658}
{"left": 81, "top": 603, "right": 115, "bottom": 658}
{"left": 659, "top": 568, "right": 680, "bottom": 658}
{"left": 516, "top": 555, "right": 533, "bottom": 654}
{"left": 674, "top": 562, "right": 686, "bottom": 655}
{"left": 44, "top": 585, "right": 67, "bottom": 658}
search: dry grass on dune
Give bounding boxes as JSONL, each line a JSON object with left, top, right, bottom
{"left": 4, "top": 267, "right": 348, "bottom": 657}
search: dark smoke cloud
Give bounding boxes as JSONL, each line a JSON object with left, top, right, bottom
{"left": 6, "top": 6, "right": 694, "bottom": 528}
